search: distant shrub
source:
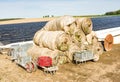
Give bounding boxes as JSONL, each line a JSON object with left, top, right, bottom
{"left": 105, "top": 9, "right": 120, "bottom": 15}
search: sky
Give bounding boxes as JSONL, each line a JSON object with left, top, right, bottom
{"left": 0, "top": 0, "right": 120, "bottom": 18}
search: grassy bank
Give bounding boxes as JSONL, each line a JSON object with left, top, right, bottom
{"left": 74, "top": 14, "right": 120, "bottom": 18}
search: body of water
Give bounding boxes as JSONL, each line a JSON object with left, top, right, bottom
{"left": 0, "top": 16, "right": 120, "bottom": 45}
{"left": 92, "top": 16, "right": 120, "bottom": 31}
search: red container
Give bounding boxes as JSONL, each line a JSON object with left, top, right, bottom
{"left": 37, "top": 56, "right": 52, "bottom": 67}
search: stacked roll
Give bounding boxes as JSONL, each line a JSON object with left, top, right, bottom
{"left": 33, "top": 31, "right": 70, "bottom": 51}
{"left": 27, "top": 45, "right": 68, "bottom": 65}
{"left": 28, "top": 15, "right": 103, "bottom": 65}
{"left": 41, "top": 15, "right": 76, "bottom": 35}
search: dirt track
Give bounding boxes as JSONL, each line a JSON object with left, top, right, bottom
{"left": 0, "top": 44, "right": 120, "bottom": 82}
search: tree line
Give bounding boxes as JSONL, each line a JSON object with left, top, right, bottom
{"left": 105, "top": 9, "right": 120, "bottom": 15}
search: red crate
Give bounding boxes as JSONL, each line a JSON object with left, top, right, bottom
{"left": 37, "top": 56, "right": 52, "bottom": 67}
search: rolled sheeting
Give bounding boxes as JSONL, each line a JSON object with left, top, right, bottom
{"left": 42, "top": 15, "right": 77, "bottom": 35}
{"left": 104, "top": 34, "right": 113, "bottom": 51}
{"left": 33, "top": 31, "right": 70, "bottom": 51}
{"left": 85, "top": 31, "right": 104, "bottom": 61}
{"left": 86, "top": 31, "right": 97, "bottom": 44}
{"left": 86, "top": 42, "right": 103, "bottom": 61}
{"left": 66, "top": 43, "right": 81, "bottom": 61}
{"left": 72, "top": 29, "right": 87, "bottom": 47}
{"left": 33, "top": 30, "right": 43, "bottom": 46}
{"left": 31, "top": 16, "right": 104, "bottom": 63}
{"left": 27, "top": 45, "right": 68, "bottom": 65}
{"left": 76, "top": 17, "right": 93, "bottom": 35}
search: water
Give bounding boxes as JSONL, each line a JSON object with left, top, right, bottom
{"left": 0, "top": 16, "right": 120, "bottom": 45}
{"left": 92, "top": 16, "right": 120, "bottom": 31}
{"left": 0, "top": 22, "right": 46, "bottom": 44}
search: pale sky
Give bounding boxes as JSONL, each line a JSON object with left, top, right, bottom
{"left": 0, "top": 0, "right": 120, "bottom": 18}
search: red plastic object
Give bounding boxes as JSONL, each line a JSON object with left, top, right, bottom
{"left": 104, "top": 34, "right": 113, "bottom": 51}
{"left": 37, "top": 56, "right": 52, "bottom": 67}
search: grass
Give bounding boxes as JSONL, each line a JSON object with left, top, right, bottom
{"left": 73, "top": 14, "right": 120, "bottom": 18}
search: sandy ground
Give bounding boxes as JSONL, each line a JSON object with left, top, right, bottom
{"left": 0, "top": 44, "right": 120, "bottom": 82}
{"left": 0, "top": 17, "right": 55, "bottom": 25}
{"left": 0, "top": 18, "right": 120, "bottom": 82}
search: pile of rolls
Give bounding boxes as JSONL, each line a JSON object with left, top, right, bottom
{"left": 27, "top": 15, "right": 103, "bottom": 65}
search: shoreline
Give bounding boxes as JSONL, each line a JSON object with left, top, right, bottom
{"left": 1, "top": 15, "right": 120, "bottom": 25}
{"left": 0, "top": 17, "right": 55, "bottom": 25}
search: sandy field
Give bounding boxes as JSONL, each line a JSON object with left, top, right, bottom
{"left": 0, "top": 17, "right": 55, "bottom": 25}
{"left": 0, "top": 44, "right": 120, "bottom": 82}
{"left": 0, "top": 18, "right": 120, "bottom": 82}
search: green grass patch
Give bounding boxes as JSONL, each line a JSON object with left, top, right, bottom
{"left": 73, "top": 14, "right": 120, "bottom": 18}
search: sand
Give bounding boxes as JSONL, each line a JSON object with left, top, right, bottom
{"left": 0, "top": 44, "right": 120, "bottom": 82}
{"left": 0, "top": 17, "right": 55, "bottom": 25}
{"left": 0, "top": 17, "right": 120, "bottom": 82}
